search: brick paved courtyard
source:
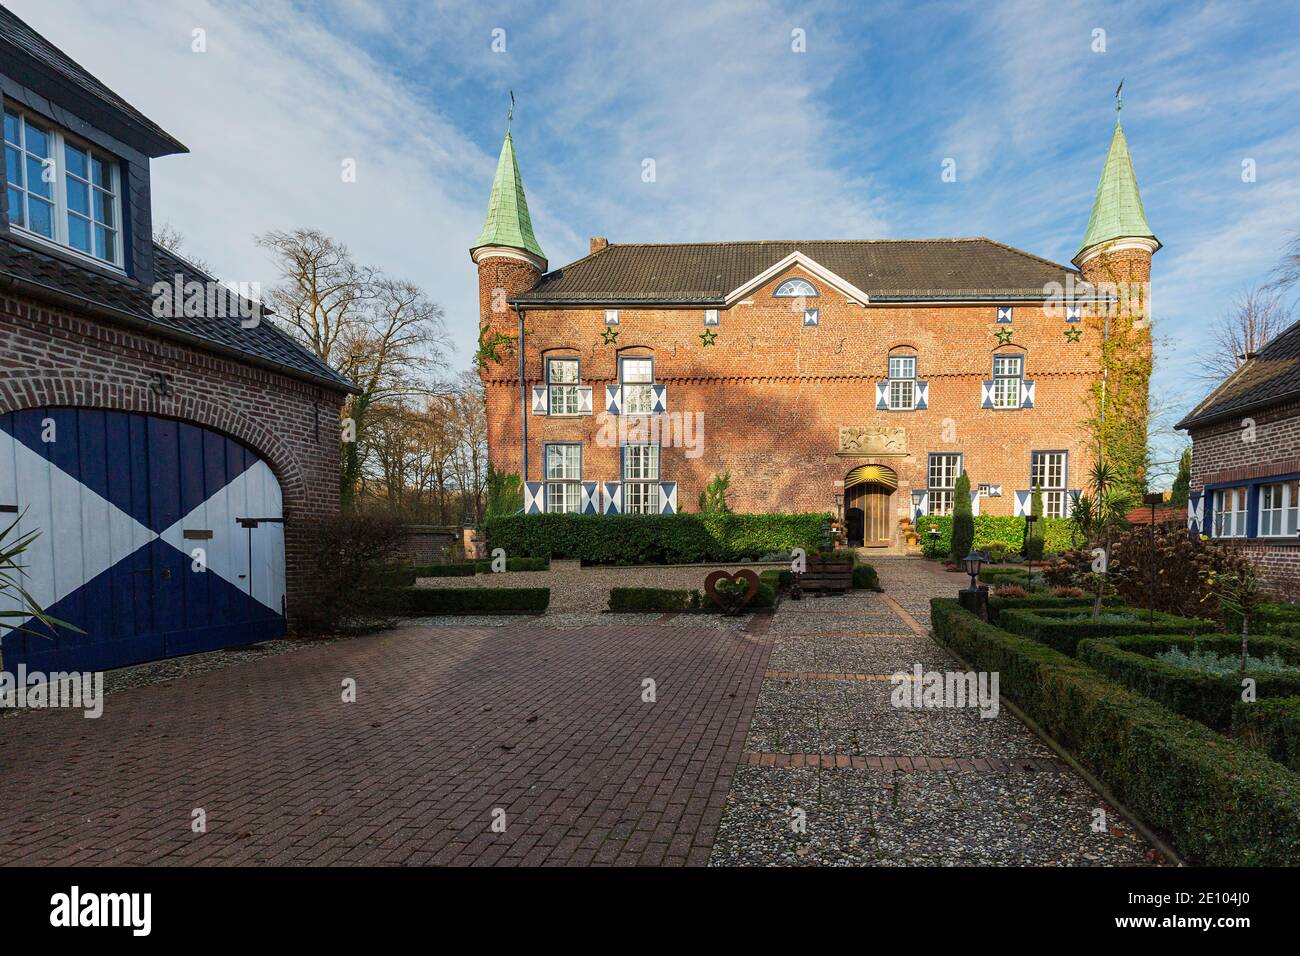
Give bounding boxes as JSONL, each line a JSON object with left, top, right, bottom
{"left": 0, "top": 620, "right": 772, "bottom": 866}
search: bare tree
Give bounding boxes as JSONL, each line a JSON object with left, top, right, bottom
{"left": 153, "top": 221, "right": 212, "bottom": 274}
{"left": 1194, "top": 285, "right": 1292, "bottom": 383}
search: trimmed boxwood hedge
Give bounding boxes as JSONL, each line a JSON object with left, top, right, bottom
{"left": 979, "top": 567, "right": 1031, "bottom": 587}
{"left": 919, "top": 515, "right": 1076, "bottom": 558}
{"left": 930, "top": 598, "right": 1300, "bottom": 866}
{"left": 987, "top": 594, "right": 1120, "bottom": 623}
{"left": 1234, "top": 697, "right": 1300, "bottom": 774}
{"left": 852, "top": 564, "right": 881, "bottom": 591}
{"left": 1225, "top": 602, "right": 1300, "bottom": 639}
{"left": 404, "top": 587, "right": 550, "bottom": 614}
{"left": 1077, "top": 634, "right": 1300, "bottom": 731}
{"left": 485, "top": 512, "right": 830, "bottom": 564}
{"left": 999, "top": 606, "right": 1204, "bottom": 657}
{"left": 411, "top": 557, "right": 549, "bottom": 577}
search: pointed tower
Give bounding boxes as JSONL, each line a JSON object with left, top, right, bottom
{"left": 471, "top": 128, "right": 546, "bottom": 380}
{"left": 1072, "top": 106, "right": 1159, "bottom": 301}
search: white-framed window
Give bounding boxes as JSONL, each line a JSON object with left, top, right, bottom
{"left": 546, "top": 357, "right": 580, "bottom": 415}
{"left": 774, "top": 278, "right": 817, "bottom": 297}
{"left": 622, "top": 443, "right": 660, "bottom": 514}
{"left": 992, "top": 355, "right": 1023, "bottom": 409}
{"left": 888, "top": 354, "right": 917, "bottom": 410}
{"left": 545, "top": 443, "right": 581, "bottom": 513}
{"left": 1213, "top": 486, "right": 1248, "bottom": 538}
{"left": 620, "top": 356, "right": 654, "bottom": 415}
{"left": 1031, "top": 451, "right": 1068, "bottom": 518}
{"left": 5, "top": 107, "right": 122, "bottom": 267}
{"left": 928, "top": 453, "right": 960, "bottom": 516}
{"left": 1258, "top": 480, "right": 1299, "bottom": 537}
{"left": 605, "top": 309, "right": 620, "bottom": 326}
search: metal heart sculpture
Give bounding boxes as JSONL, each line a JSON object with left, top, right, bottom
{"left": 704, "top": 569, "right": 761, "bottom": 615}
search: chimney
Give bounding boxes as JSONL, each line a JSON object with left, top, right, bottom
{"left": 590, "top": 237, "right": 609, "bottom": 255}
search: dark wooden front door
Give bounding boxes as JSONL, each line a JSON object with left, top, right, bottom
{"left": 845, "top": 508, "right": 864, "bottom": 547}
{"left": 861, "top": 485, "right": 892, "bottom": 547}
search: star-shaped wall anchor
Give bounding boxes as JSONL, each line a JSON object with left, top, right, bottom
{"left": 700, "top": 329, "right": 717, "bottom": 347}
{"left": 994, "top": 326, "right": 1014, "bottom": 346}
{"left": 601, "top": 326, "right": 620, "bottom": 345}
{"left": 1064, "top": 326, "right": 1083, "bottom": 343}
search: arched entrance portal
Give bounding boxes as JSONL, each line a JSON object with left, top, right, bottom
{"left": 844, "top": 464, "right": 897, "bottom": 548}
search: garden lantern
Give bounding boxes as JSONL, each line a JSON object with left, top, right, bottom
{"left": 961, "top": 551, "right": 984, "bottom": 592}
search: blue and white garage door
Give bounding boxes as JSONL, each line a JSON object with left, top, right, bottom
{"left": 0, "top": 408, "right": 286, "bottom": 673}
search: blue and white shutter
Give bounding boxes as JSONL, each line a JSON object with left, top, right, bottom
{"left": 981, "top": 381, "right": 994, "bottom": 409}
{"left": 987, "top": 484, "right": 1002, "bottom": 497}
{"left": 1013, "top": 490, "right": 1031, "bottom": 517}
{"left": 915, "top": 381, "right": 929, "bottom": 410}
{"left": 1020, "top": 380, "right": 1036, "bottom": 408}
{"left": 605, "top": 385, "right": 622, "bottom": 415}
{"left": 1066, "top": 304, "right": 1082, "bottom": 323}
{"left": 996, "top": 306, "right": 1014, "bottom": 324}
{"left": 524, "top": 481, "right": 545, "bottom": 514}
{"left": 531, "top": 386, "right": 548, "bottom": 415}
{"left": 602, "top": 481, "right": 622, "bottom": 514}
{"left": 581, "top": 481, "right": 600, "bottom": 515}
{"left": 912, "top": 490, "right": 928, "bottom": 518}
{"left": 651, "top": 384, "right": 668, "bottom": 414}
{"left": 1068, "top": 489, "right": 1082, "bottom": 515}
{"left": 970, "top": 491, "right": 981, "bottom": 516}
{"left": 875, "top": 382, "right": 889, "bottom": 410}
{"left": 1188, "top": 493, "right": 1204, "bottom": 534}
{"left": 577, "top": 386, "right": 593, "bottom": 415}
{"left": 659, "top": 482, "right": 677, "bottom": 514}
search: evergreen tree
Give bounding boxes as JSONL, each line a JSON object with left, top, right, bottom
{"left": 1169, "top": 448, "right": 1192, "bottom": 510}
{"left": 949, "top": 471, "right": 974, "bottom": 562}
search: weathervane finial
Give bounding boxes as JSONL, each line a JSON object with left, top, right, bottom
{"left": 508, "top": 90, "right": 515, "bottom": 131}
{"left": 1115, "top": 78, "right": 1124, "bottom": 114}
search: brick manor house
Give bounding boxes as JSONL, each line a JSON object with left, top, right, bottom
{"left": 474, "top": 113, "right": 1157, "bottom": 548}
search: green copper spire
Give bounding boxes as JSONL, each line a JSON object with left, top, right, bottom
{"left": 470, "top": 129, "right": 545, "bottom": 262}
{"left": 1075, "top": 110, "right": 1158, "bottom": 260}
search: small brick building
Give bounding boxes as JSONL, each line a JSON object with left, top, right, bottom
{"left": 1178, "top": 319, "right": 1300, "bottom": 595}
{"left": 0, "top": 8, "right": 353, "bottom": 672}
{"left": 473, "top": 114, "right": 1158, "bottom": 550}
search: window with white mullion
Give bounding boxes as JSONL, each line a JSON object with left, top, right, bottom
{"left": 1258, "top": 480, "right": 1299, "bottom": 537}
{"left": 887, "top": 355, "right": 917, "bottom": 410}
{"left": 1031, "top": 451, "right": 1068, "bottom": 518}
{"left": 928, "top": 453, "right": 960, "bottom": 516}
{"left": 4, "top": 106, "right": 122, "bottom": 267}
{"left": 992, "top": 355, "right": 1023, "bottom": 409}
{"left": 545, "top": 444, "right": 581, "bottom": 513}
{"left": 622, "top": 443, "right": 660, "bottom": 514}
{"left": 1213, "top": 486, "right": 1248, "bottom": 538}
{"left": 620, "top": 357, "right": 655, "bottom": 415}
{"left": 547, "top": 357, "right": 580, "bottom": 415}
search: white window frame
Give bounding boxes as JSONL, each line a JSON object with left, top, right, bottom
{"left": 546, "top": 357, "right": 581, "bottom": 416}
{"left": 774, "top": 278, "right": 817, "bottom": 297}
{"left": 622, "top": 443, "right": 660, "bottom": 515}
{"left": 545, "top": 443, "right": 581, "bottom": 514}
{"left": 928, "top": 453, "right": 960, "bottom": 516}
{"left": 1258, "top": 480, "right": 1299, "bottom": 538}
{"left": 1031, "top": 451, "right": 1068, "bottom": 518}
{"left": 992, "top": 355, "right": 1023, "bottom": 409}
{"left": 1213, "top": 486, "right": 1248, "bottom": 538}
{"left": 619, "top": 356, "right": 655, "bottom": 416}
{"left": 4, "top": 106, "right": 124, "bottom": 270}
{"left": 888, "top": 355, "right": 917, "bottom": 410}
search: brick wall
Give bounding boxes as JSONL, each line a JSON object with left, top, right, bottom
{"left": 480, "top": 257, "right": 1116, "bottom": 534}
{"left": 0, "top": 291, "right": 347, "bottom": 630}
{"left": 1188, "top": 399, "right": 1300, "bottom": 594}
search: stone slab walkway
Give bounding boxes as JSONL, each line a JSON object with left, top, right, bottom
{"left": 710, "top": 557, "right": 1159, "bottom": 866}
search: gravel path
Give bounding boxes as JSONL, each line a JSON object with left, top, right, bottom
{"left": 710, "top": 556, "right": 1160, "bottom": 867}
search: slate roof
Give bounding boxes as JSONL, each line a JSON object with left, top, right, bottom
{"left": 513, "top": 238, "right": 1079, "bottom": 305}
{"left": 1177, "top": 318, "right": 1300, "bottom": 431}
{"left": 0, "top": 234, "right": 354, "bottom": 392}
{"left": 0, "top": 3, "right": 187, "bottom": 157}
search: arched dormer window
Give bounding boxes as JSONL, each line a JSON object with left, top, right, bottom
{"left": 773, "top": 278, "right": 817, "bottom": 297}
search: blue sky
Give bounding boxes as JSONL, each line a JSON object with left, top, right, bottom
{"left": 9, "top": 0, "right": 1300, "bottom": 480}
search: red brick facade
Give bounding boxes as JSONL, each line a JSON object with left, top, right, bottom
{"left": 0, "top": 291, "right": 347, "bottom": 628}
{"left": 478, "top": 249, "right": 1150, "bottom": 545}
{"left": 1187, "top": 398, "right": 1300, "bottom": 594}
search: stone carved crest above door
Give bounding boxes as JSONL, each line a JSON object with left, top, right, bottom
{"left": 838, "top": 425, "right": 906, "bottom": 457}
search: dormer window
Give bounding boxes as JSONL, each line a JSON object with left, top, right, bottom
{"left": 774, "top": 278, "right": 817, "bottom": 297}
{"left": 5, "top": 107, "right": 122, "bottom": 267}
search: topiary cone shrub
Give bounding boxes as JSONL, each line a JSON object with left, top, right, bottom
{"left": 949, "top": 471, "right": 974, "bottom": 562}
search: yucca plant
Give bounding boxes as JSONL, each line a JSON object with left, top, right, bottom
{"left": 0, "top": 511, "right": 83, "bottom": 640}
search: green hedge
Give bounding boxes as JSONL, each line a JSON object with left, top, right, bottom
{"left": 919, "top": 515, "right": 1076, "bottom": 558}
{"left": 1225, "top": 602, "right": 1300, "bottom": 639}
{"left": 1078, "top": 634, "right": 1300, "bottom": 731}
{"left": 979, "top": 567, "right": 1030, "bottom": 587}
{"left": 930, "top": 598, "right": 1300, "bottom": 866}
{"left": 852, "top": 564, "right": 881, "bottom": 591}
{"left": 608, "top": 577, "right": 777, "bottom": 613}
{"left": 411, "top": 557, "right": 549, "bottom": 577}
{"left": 999, "top": 606, "right": 1204, "bottom": 657}
{"left": 1234, "top": 697, "right": 1300, "bottom": 774}
{"left": 404, "top": 587, "right": 550, "bottom": 614}
{"left": 485, "top": 512, "right": 830, "bottom": 564}
{"left": 987, "top": 594, "right": 1120, "bottom": 623}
